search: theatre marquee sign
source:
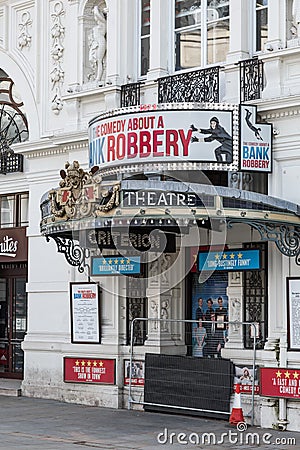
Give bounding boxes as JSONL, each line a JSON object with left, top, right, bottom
{"left": 89, "top": 104, "right": 272, "bottom": 174}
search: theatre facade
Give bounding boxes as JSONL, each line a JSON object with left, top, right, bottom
{"left": 1, "top": 0, "right": 300, "bottom": 432}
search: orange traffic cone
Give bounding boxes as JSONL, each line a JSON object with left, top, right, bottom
{"left": 229, "top": 383, "right": 245, "bottom": 425}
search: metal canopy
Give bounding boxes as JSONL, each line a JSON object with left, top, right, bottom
{"left": 40, "top": 166, "right": 300, "bottom": 271}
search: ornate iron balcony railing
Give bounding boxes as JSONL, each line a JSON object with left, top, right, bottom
{"left": 0, "top": 153, "right": 24, "bottom": 174}
{"left": 120, "top": 82, "right": 141, "bottom": 107}
{"left": 157, "top": 67, "right": 220, "bottom": 104}
{"left": 239, "top": 57, "right": 264, "bottom": 103}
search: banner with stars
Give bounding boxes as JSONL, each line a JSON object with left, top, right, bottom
{"left": 64, "top": 358, "right": 115, "bottom": 384}
{"left": 198, "top": 249, "right": 260, "bottom": 272}
{"left": 260, "top": 368, "right": 300, "bottom": 399}
{"left": 91, "top": 256, "right": 141, "bottom": 275}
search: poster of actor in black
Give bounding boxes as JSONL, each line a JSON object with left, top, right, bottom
{"left": 190, "top": 117, "right": 233, "bottom": 163}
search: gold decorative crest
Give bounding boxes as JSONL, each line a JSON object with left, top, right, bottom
{"left": 48, "top": 161, "right": 120, "bottom": 220}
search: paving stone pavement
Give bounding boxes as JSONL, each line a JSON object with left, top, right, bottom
{"left": 0, "top": 396, "right": 299, "bottom": 450}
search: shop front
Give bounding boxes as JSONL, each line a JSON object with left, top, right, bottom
{"left": 0, "top": 227, "right": 28, "bottom": 379}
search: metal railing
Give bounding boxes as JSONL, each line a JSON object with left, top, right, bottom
{"left": 239, "top": 57, "right": 264, "bottom": 103}
{"left": 120, "top": 82, "right": 142, "bottom": 107}
{"left": 157, "top": 67, "right": 220, "bottom": 104}
{"left": 128, "top": 318, "right": 258, "bottom": 426}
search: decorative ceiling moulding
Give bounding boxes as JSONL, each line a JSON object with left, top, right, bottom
{"left": 50, "top": 1, "right": 65, "bottom": 115}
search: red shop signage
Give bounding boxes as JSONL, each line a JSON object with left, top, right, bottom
{"left": 260, "top": 368, "right": 300, "bottom": 399}
{"left": 64, "top": 357, "right": 115, "bottom": 384}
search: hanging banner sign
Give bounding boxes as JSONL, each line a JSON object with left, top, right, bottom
{"left": 91, "top": 256, "right": 141, "bottom": 276}
{"left": 260, "top": 368, "right": 300, "bottom": 399}
{"left": 198, "top": 249, "right": 260, "bottom": 271}
{"left": 240, "top": 105, "right": 272, "bottom": 173}
{"left": 89, "top": 108, "right": 235, "bottom": 169}
{"left": 64, "top": 357, "right": 115, "bottom": 384}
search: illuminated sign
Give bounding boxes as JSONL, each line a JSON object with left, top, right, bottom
{"left": 198, "top": 249, "right": 260, "bottom": 271}
{"left": 86, "top": 229, "right": 176, "bottom": 253}
{"left": 240, "top": 105, "right": 272, "bottom": 173}
{"left": 122, "top": 190, "right": 199, "bottom": 207}
{"left": 91, "top": 256, "right": 141, "bottom": 276}
{"left": 89, "top": 108, "right": 236, "bottom": 169}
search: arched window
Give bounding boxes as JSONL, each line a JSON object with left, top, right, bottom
{"left": 0, "top": 70, "right": 28, "bottom": 174}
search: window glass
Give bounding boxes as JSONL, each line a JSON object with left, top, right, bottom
{"left": 0, "top": 193, "right": 28, "bottom": 228}
{"left": 174, "top": 0, "right": 230, "bottom": 71}
{"left": 140, "top": 0, "right": 150, "bottom": 76}
{"left": 0, "top": 195, "right": 15, "bottom": 228}
{"left": 256, "top": 0, "right": 268, "bottom": 51}
{"left": 19, "top": 193, "right": 29, "bottom": 226}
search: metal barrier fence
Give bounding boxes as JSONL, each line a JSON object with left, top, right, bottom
{"left": 128, "top": 318, "right": 258, "bottom": 426}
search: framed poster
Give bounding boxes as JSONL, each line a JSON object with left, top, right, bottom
{"left": 287, "top": 277, "right": 300, "bottom": 351}
{"left": 70, "top": 282, "right": 101, "bottom": 344}
{"left": 124, "top": 360, "right": 145, "bottom": 387}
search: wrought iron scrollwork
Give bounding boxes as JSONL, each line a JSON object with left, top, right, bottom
{"left": 227, "top": 219, "right": 300, "bottom": 265}
{"left": 239, "top": 57, "right": 264, "bottom": 102}
{"left": 120, "top": 82, "right": 141, "bottom": 107}
{"left": 158, "top": 67, "right": 220, "bottom": 104}
{"left": 0, "top": 76, "right": 27, "bottom": 174}
{"left": 47, "top": 235, "right": 89, "bottom": 274}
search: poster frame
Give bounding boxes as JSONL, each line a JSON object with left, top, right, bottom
{"left": 70, "top": 282, "right": 101, "bottom": 344}
{"left": 287, "top": 277, "right": 300, "bottom": 351}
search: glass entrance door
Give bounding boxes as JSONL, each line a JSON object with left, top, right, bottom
{"left": 0, "top": 276, "right": 27, "bottom": 378}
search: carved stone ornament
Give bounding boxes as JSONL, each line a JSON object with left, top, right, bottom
{"left": 48, "top": 161, "right": 120, "bottom": 220}
{"left": 18, "top": 11, "right": 33, "bottom": 50}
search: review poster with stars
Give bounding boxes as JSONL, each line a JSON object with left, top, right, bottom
{"left": 70, "top": 282, "right": 101, "bottom": 344}
{"left": 198, "top": 249, "right": 260, "bottom": 272}
{"left": 91, "top": 256, "right": 141, "bottom": 276}
{"left": 260, "top": 368, "right": 300, "bottom": 399}
{"left": 64, "top": 358, "right": 115, "bottom": 384}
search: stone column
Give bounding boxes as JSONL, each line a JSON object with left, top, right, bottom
{"left": 224, "top": 272, "right": 244, "bottom": 350}
{"left": 145, "top": 253, "right": 176, "bottom": 347}
{"left": 147, "top": 0, "right": 169, "bottom": 80}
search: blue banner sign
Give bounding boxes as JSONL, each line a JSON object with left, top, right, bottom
{"left": 91, "top": 256, "right": 141, "bottom": 276}
{"left": 198, "top": 249, "right": 260, "bottom": 272}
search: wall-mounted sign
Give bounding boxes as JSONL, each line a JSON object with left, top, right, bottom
{"left": 0, "top": 227, "right": 28, "bottom": 262}
{"left": 70, "top": 283, "right": 101, "bottom": 344}
{"left": 64, "top": 357, "right": 115, "bottom": 384}
{"left": 287, "top": 277, "right": 300, "bottom": 351}
{"left": 198, "top": 249, "right": 260, "bottom": 272}
{"left": 124, "top": 360, "right": 145, "bottom": 387}
{"left": 260, "top": 368, "right": 300, "bottom": 399}
{"left": 86, "top": 229, "right": 176, "bottom": 253}
{"left": 91, "top": 256, "right": 141, "bottom": 276}
{"left": 234, "top": 365, "right": 260, "bottom": 395}
{"left": 240, "top": 105, "right": 272, "bottom": 173}
{"left": 89, "top": 108, "right": 237, "bottom": 170}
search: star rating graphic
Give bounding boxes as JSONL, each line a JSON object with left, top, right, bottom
{"left": 275, "top": 369, "right": 300, "bottom": 378}
{"left": 213, "top": 251, "right": 244, "bottom": 260}
{"left": 75, "top": 359, "right": 105, "bottom": 367}
{"left": 100, "top": 257, "right": 134, "bottom": 266}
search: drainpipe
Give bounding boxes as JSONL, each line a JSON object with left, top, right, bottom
{"left": 277, "top": 335, "right": 289, "bottom": 430}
